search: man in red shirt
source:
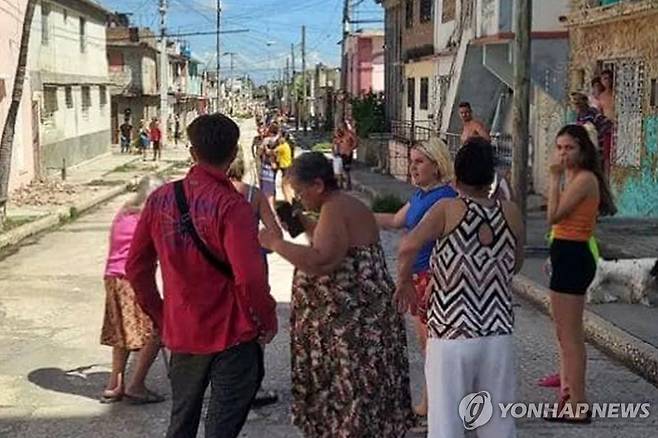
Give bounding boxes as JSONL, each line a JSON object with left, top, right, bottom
{"left": 149, "top": 118, "right": 162, "bottom": 161}
{"left": 126, "top": 113, "right": 278, "bottom": 438}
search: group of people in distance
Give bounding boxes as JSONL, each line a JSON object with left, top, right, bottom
{"left": 97, "top": 105, "right": 614, "bottom": 437}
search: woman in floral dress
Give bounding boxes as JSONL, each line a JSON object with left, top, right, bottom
{"left": 259, "top": 152, "right": 413, "bottom": 437}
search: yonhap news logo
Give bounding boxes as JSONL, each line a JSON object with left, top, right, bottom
{"left": 458, "top": 392, "right": 651, "bottom": 430}
{"left": 458, "top": 391, "right": 494, "bottom": 430}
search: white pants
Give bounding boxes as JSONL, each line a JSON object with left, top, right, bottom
{"left": 426, "top": 335, "right": 517, "bottom": 438}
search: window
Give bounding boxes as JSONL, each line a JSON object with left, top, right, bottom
{"left": 41, "top": 2, "right": 50, "bottom": 45}
{"left": 79, "top": 17, "right": 86, "bottom": 53}
{"left": 442, "top": 0, "right": 456, "bottom": 23}
{"left": 65, "top": 86, "right": 73, "bottom": 108}
{"left": 420, "top": 77, "right": 429, "bottom": 110}
{"left": 420, "top": 0, "right": 432, "bottom": 23}
{"left": 99, "top": 86, "right": 107, "bottom": 106}
{"left": 650, "top": 79, "right": 658, "bottom": 108}
{"left": 81, "top": 86, "right": 91, "bottom": 117}
{"left": 43, "top": 86, "right": 58, "bottom": 121}
{"left": 405, "top": 0, "right": 414, "bottom": 28}
{"left": 407, "top": 78, "right": 415, "bottom": 108}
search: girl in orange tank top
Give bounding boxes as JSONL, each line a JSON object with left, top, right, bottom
{"left": 542, "top": 124, "right": 616, "bottom": 424}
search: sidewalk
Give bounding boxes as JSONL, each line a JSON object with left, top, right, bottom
{"left": 1, "top": 145, "right": 189, "bottom": 253}
{"left": 351, "top": 164, "right": 658, "bottom": 385}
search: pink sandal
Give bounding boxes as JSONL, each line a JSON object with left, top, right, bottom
{"left": 537, "top": 373, "right": 561, "bottom": 388}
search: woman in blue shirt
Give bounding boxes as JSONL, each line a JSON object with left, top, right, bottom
{"left": 375, "top": 137, "right": 457, "bottom": 418}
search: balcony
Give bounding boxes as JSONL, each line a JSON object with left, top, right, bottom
{"left": 568, "top": 0, "right": 657, "bottom": 27}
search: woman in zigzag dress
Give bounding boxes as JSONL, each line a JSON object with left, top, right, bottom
{"left": 395, "top": 138, "right": 525, "bottom": 438}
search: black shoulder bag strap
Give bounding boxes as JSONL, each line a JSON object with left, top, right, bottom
{"left": 173, "top": 180, "right": 233, "bottom": 278}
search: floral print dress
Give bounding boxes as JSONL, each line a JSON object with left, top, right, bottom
{"left": 290, "top": 243, "right": 413, "bottom": 438}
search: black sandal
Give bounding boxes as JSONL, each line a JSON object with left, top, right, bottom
{"left": 252, "top": 389, "right": 278, "bottom": 408}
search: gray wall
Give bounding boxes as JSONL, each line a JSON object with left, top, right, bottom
{"left": 530, "top": 39, "right": 569, "bottom": 102}
{"left": 449, "top": 46, "right": 506, "bottom": 133}
{"left": 43, "top": 130, "right": 111, "bottom": 171}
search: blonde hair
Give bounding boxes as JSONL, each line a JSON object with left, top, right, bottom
{"left": 123, "top": 175, "right": 165, "bottom": 213}
{"left": 413, "top": 137, "right": 454, "bottom": 183}
{"left": 227, "top": 151, "right": 245, "bottom": 181}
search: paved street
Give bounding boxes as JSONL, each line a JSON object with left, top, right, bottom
{"left": 0, "top": 180, "right": 657, "bottom": 436}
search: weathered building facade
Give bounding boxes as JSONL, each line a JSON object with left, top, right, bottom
{"left": 106, "top": 24, "right": 159, "bottom": 143}
{"left": 30, "top": 0, "right": 111, "bottom": 171}
{"left": 568, "top": 0, "right": 658, "bottom": 217}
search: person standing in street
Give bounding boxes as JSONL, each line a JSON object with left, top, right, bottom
{"left": 374, "top": 137, "right": 457, "bottom": 420}
{"left": 458, "top": 102, "right": 491, "bottom": 144}
{"left": 543, "top": 124, "right": 616, "bottom": 424}
{"left": 395, "top": 138, "right": 525, "bottom": 438}
{"left": 174, "top": 114, "right": 182, "bottom": 147}
{"left": 100, "top": 175, "right": 166, "bottom": 405}
{"left": 119, "top": 119, "right": 133, "bottom": 154}
{"left": 149, "top": 118, "right": 163, "bottom": 162}
{"left": 259, "top": 152, "right": 414, "bottom": 438}
{"left": 333, "top": 121, "right": 357, "bottom": 190}
{"left": 126, "top": 113, "right": 278, "bottom": 438}
{"left": 273, "top": 132, "right": 294, "bottom": 202}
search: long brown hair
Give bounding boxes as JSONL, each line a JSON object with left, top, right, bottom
{"left": 556, "top": 124, "right": 617, "bottom": 216}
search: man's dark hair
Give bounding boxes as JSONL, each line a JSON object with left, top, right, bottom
{"left": 458, "top": 102, "right": 472, "bottom": 110}
{"left": 591, "top": 76, "right": 603, "bottom": 87}
{"left": 601, "top": 69, "right": 614, "bottom": 80}
{"left": 187, "top": 113, "right": 240, "bottom": 166}
{"left": 290, "top": 152, "right": 339, "bottom": 191}
{"left": 455, "top": 137, "right": 495, "bottom": 187}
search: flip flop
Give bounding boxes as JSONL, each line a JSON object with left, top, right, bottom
{"left": 124, "top": 389, "right": 165, "bottom": 405}
{"left": 251, "top": 389, "right": 278, "bottom": 408}
{"left": 537, "top": 373, "right": 561, "bottom": 388}
{"left": 99, "top": 391, "right": 123, "bottom": 404}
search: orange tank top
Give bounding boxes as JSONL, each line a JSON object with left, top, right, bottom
{"left": 552, "top": 196, "right": 599, "bottom": 242}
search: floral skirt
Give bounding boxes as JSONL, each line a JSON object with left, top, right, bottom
{"left": 100, "top": 277, "right": 154, "bottom": 350}
{"left": 290, "top": 244, "right": 413, "bottom": 438}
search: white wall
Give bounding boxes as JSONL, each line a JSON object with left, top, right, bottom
{"left": 404, "top": 60, "right": 435, "bottom": 122}
{"left": 28, "top": 0, "right": 110, "bottom": 164}
{"left": 435, "top": 0, "right": 461, "bottom": 50}
{"left": 30, "top": 1, "right": 108, "bottom": 80}
{"left": 530, "top": 0, "right": 570, "bottom": 32}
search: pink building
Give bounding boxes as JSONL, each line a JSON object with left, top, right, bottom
{"left": 0, "top": 1, "right": 36, "bottom": 192}
{"left": 345, "top": 30, "right": 384, "bottom": 96}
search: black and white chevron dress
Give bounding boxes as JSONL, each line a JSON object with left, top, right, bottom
{"left": 427, "top": 197, "right": 517, "bottom": 340}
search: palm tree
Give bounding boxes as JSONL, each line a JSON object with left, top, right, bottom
{"left": 0, "top": 0, "right": 37, "bottom": 229}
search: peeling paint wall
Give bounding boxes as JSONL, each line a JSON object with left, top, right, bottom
{"left": 569, "top": 9, "right": 658, "bottom": 217}
{"left": 615, "top": 115, "right": 658, "bottom": 216}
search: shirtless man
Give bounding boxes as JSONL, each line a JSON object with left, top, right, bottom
{"left": 599, "top": 69, "right": 616, "bottom": 122}
{"left": 459, "top": 102, "right": 490, "bottom": 143}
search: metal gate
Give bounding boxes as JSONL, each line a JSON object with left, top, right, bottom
{"left": 613, "top": 58, "right": 645, "bottom": 167}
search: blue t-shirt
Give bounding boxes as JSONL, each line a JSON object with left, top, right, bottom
{"left": 405, "top": 184, "right": 458, "bottom": 273}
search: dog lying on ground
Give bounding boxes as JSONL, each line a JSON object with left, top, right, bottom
{"left": 587, "top": 258, "right": 658, "bottom": 307}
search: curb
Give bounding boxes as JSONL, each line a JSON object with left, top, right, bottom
{"left": 513, "top": 275, "right": 658, "bottom": 386}
{"left": 0, "top": 161, "right": 181, "bottom": 254}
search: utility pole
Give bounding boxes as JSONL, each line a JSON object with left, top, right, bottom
{"left": 339, "top": 0, "right": 351, "bottom": 126}
{"left": 159, "top": 0, "right": 168, "bottom": 130}
{"left": 285, "top": 56, "right": 290, "bottom": 115}
{"left": 291, "top": 43, "right": 298, "bottom": 130}
{"left": 512, "top": 0, "right": 531, "bottom": 232}
{"left": 216, "top": 0, "right": 221, "bottom": 112}
{"left": 301, "top": 25, "right": 307, "bottom": 131}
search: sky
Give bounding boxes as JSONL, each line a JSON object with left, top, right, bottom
{"left": 99, "top": 0, "right": 384, "bottom": 84}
